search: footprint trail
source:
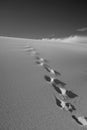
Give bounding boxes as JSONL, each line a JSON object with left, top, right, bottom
{"left": 23, "top": 44, "right": 87, "bottom": 129}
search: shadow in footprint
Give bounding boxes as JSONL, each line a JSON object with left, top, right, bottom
{"left": 53, "top": 94, "right": 63, "bottom": 109}
{"left": 71, "top": 115, "right": 83, "bottom": 126}
{"left": 53, "top": 94, "right": 77, "bottom": 113}
{"left": 35, "top": 61, "right": 45, "bottom": 66}
{"left": 44, "top": 75, "right": 51, "bottom": 82}
{"left": 65, "top": 102, "right": 76, "bottom": 113}
{"left": 35, "top": 56, "right": 49, "bottom": 63}
{"left": 66, "top": 90, "right": 79, "bottom": 99}
{"left": 52, "top": 83, "right": 63, "bottom": 95}
{"left": 43, "top": 64, "right": 61, "bottom": 76}
{"left": 44, "top": 75, "right": 66, "bottom": 87}
{"left": 53, "top": 78, "right": 66, "bottom": 87}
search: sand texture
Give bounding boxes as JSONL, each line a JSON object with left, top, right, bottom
{"left": 0, "top": 37, "right": 87, "bottom": 130}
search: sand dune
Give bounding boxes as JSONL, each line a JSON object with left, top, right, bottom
{"left": 0, "top": 36, "right": 87, "bottom": 129}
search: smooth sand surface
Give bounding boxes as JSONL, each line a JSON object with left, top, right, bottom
{"left": 0, "top": 37, "right": 87, "bottom": 130}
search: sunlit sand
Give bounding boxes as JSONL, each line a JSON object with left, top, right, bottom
{"left": 0, "top": 36, "right": 87, "bottom": 129}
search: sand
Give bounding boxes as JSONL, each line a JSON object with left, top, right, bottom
{"left": 0, "top": 36, "right": 87, "bottom": 130}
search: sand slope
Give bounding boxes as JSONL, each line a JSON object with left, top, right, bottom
{"left": 0, "top": 37, "right": 87, "bottom": 130}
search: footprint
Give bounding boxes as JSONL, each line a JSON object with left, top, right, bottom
{"left": 43, "top": 64, "right": 61, "bottom": 76}
{"left": 66, "top": 90, "right": 79, "bottom": 100}
{"left": 35, "top": 56, "right": 49, "bottom": 63}
{"left": 71, "top": 115, "right": 84, "bottom": 126}
{"left": 44, "top": 75, "right": 51, "bottom": 83}
{"left": 53, "top": 93, "right": 77, "bottom": 113}
{"left": 53, "top": 77, "right": 66, "bottom": 87}
{"left": 44, "top": 75, "right": 66, "bottom": 87}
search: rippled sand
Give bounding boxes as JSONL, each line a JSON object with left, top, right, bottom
{"left": 0, "top": 36, "right": 87, "bottom": 130}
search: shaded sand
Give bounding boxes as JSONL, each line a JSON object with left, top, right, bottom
{"left": 0, "top": 37, "right": 87, "bottom": 129}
